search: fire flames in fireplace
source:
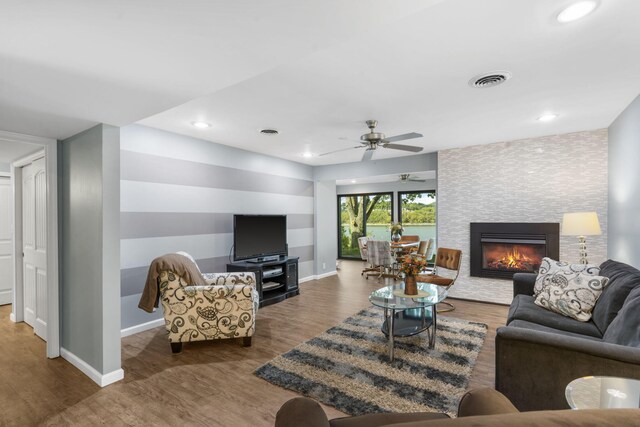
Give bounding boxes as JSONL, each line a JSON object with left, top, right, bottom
{"left": 482, "top": 244, "right": 544, "bottom": 272}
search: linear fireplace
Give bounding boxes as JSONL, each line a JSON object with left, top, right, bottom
{"left": 470, "top": 223, "right": 560, "bottom": 279}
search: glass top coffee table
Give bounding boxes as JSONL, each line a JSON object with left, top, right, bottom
{"left": 369, "top": 282, "right": 448, "bottom": 361}
{"left": 566, "top": 376, "right": 640, "bottom": 409}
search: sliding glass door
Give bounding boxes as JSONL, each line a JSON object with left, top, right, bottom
{"left": 338, "top": 192, "right": 393, "bottom": 259}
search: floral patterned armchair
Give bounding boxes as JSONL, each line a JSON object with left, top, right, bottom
{"left": 158, "top": 270, "right": 259, "bottom": 353}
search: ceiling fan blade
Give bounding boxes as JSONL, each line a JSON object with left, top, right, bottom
{"left": 362, "top": 149, "right": 374, "bottom": 162}
{"left": 409, "top": 178, "right": 427, "bottom": 182}
{"left": 384, "top": 143, "right": 424, "bottom": 153}
{"left": 383, "top": 132, "right": 423, "bottom": 143}
{"left": 318, "top": 146, "right": 363, "bottom": 157}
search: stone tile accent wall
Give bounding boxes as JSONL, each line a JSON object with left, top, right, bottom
{"left": 438, "top": 129, "right": 608, "bottom": 304}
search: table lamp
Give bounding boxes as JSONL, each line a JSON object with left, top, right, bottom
{"left": 561, "top": 212, "right": 601, "bottom": 264}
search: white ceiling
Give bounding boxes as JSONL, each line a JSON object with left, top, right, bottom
{"left": 0, "top": 0, "right": 438, "bottom": 139}
{"left": 2, "top": 0, "right": 640, "bottom": 166}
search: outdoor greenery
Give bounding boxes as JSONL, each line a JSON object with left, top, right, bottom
{"left": 339, "top": 191, "right": 436, "bottom": 257}
{"left": 400, "top": 192, "right": 436, "bottom": 224}
{"left": 340, "top": 195, "right": 390, "bottom": 251}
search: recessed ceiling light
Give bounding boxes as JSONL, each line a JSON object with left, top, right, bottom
{"left": 302, "top": 152, "right": 313, "bottom": 158}
{"left": 537, "top": 113, "right": 558, "bottom": 122}
{"left": 557, "top": 1, "right": 598, "bottom": 23}
{"left": 191, "top": 121, "right": 211, "bottom": 129}
{"left": 351, "top": 180, "right": 357, "bottom": 183}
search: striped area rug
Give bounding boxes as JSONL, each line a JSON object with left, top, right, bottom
{"left": 255, "top": 308, "right": 487, "bottom": 417}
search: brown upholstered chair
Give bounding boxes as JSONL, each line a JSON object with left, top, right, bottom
{"left": 274, "top": 387, "right": 640, "bottom": 427}
{"left": 417, "top": 247, "right": 462, "bottom": 312}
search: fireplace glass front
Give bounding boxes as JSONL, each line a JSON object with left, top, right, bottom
{"left": 481, "top": 242, "right": 546, "bottom": 273}
{"left": 470, "top": 223, "right": 560, "bottom": 280}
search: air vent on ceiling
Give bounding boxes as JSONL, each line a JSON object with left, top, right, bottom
{"left": 469, "top": 71, "right": 512, "bottom": 88}
{"left": 260, "top": 128, "right": 279, "bottom": 135}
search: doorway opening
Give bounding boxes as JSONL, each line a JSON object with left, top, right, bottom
{"left": 1, "top": 130, "right": 59, "bottom": 358}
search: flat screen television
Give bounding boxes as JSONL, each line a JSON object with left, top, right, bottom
{"left": 233, "top": 214, "right": 287, "bottom": 261}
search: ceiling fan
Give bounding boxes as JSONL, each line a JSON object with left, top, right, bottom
{"left": 320, "top": 120, "right": 424, "bottom": 161}
{"left": 398, "top": 173, "right": 426, "bottom": 183}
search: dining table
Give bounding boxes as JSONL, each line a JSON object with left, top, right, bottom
{"left": 390, "top": 241, "right": 420, "bottom": 250}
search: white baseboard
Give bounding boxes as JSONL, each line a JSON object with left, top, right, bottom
{"left": 316, "top": 270, "right": 338, "bottom": 280}
{"left": 60, "top": 347, "right": 124, "bottom": 387}
{"left": 9, "top": 312, "right": 16, "bottom": 322}
{"left": 299, "top": 270, "right": 338, "bottom": 283}
{"left": 120, "top": 318, "right": 165, "bottom": 338}
{"left": 0, "top": 290, "right": 11, "bottom": 305}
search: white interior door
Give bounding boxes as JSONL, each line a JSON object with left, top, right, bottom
{"left": 22, "top": 158, "right": 47, "bottom": 340}
{"left": 0, "top": 176, "right": 12, "bottom": 305}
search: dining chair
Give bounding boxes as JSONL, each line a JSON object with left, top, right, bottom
{"left": 415, "top": 239, "right": 435, "bottom": 272}
{"left": 367, "top": 240, "right": 399, "bottom": 282}
{"left": 357, "top": 236, "right": 379, "bottom": 277}
{"left": 393, "top": 235, "right": 421, "bottom": 269}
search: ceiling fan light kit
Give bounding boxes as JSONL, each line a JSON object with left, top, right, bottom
{"left": 320, "top": 119, "right": 424, "bottom": 161}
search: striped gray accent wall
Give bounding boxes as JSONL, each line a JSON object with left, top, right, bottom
{"left": 120, "top": 125, "right": 315, "bottom": 329}
{"left": 438, "top": 129, "right": 608, "bottom": 305}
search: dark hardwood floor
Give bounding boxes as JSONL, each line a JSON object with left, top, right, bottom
{"left": 0, "top": 260, "right": 509, "bottom": 426}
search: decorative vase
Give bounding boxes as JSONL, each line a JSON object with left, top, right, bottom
{"left": 391, "top": 233, "right": 401, "bottom": 242}
{"left": 404, "top": 274, "right": 418, "bottom": 295}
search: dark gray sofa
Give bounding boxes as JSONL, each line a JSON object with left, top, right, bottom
{"left": 495, "top": 259, "right": 640, "bottom": 411}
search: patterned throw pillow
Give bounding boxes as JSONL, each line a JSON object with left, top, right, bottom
{"left": 534, "top": 257, "right": 600, "bottom": 295}
{"left": 534, "top": 271, "right": 609, "bottom": 322}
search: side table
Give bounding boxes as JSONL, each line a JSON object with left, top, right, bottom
{"left": 566, "top": 376, "right": 640, "bottom": 409}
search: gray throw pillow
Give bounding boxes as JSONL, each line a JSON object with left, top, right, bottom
{"left": 592, "top": 259, "right": 640, "bottom": 334}
{"left": 534, "top": 257, "right": 600, "bottom": 295}
{"left": 602, "top": 286, "right": 640, "bottom": 347}
{"left": 534, "top": 271, "right": 609, "bottom": 322}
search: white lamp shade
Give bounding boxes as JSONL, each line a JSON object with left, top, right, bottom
{"left": 562, "top": 212, "right": 602, "bottom": 236}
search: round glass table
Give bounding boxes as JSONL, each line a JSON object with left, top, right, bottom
{"left": 566, "top": 376, "right": 640, "bottom": 409}
{"left": 369, "top": 282, "right": 448, "bottom": 361}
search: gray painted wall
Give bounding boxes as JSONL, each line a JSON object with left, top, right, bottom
{"left": 0, "top": 162, "right": 9, "bottom": 172}
{"left": 438, "top": 129, "right": 608, "bottom": 304}
{"left": 609, "top": 94, "right": 640, "bottom": 268}
{"left": 120, "top": 125, "right": 315, "bottom": 330}
{"left": 314, "top": 180, "right": 337, "bottom": 275}
{"left": 101, "top": 125, "right": 122, "bottom": 373}
{"left": 60, "top": 124, "right": 121, "bottom": 375}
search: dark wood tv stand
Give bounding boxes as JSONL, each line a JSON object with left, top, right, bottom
{"left": 226, "top": 256, "right": 299, "bottom": 307}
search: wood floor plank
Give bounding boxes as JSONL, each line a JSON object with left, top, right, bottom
{"left": 0, "top": 260, "right": 509, "bottom": 426}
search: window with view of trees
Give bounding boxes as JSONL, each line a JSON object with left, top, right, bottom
{"left": 338, "top": 193, "right": 393, "bottom": 258}
{"left": 398, "top": 191, "right": 437, "bottom": 255}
